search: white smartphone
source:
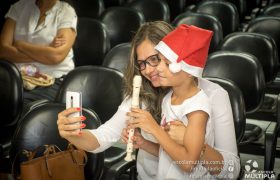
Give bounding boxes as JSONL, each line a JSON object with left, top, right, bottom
{"left": 66, "top": 91, "right": 82, "bottom": 132}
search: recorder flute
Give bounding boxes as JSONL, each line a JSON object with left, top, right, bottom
{"left": 124, "top": 75, "right": 142, "bottom": 161}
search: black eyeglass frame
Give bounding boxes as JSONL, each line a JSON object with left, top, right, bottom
{"left": 136, "top": 54, "right": 161, "bottom": 71}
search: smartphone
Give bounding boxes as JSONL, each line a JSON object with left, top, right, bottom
{"left": 66, "top": 91, "right": 82, "bottom": 132}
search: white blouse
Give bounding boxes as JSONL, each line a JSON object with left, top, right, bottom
{"left": 5, "top": 0, "right": 77, "bottom": 78}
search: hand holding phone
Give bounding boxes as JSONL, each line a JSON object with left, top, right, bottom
{"left": 66, "top": 91, "right": 82, "bottom": 132}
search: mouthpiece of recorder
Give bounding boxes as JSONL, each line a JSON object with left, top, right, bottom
{"left": 133, "top": 75, "right": 142, "bottom": 87}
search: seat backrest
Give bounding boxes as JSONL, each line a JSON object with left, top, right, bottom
{"left": 244, "top": 0, "right": 261, "bottom": 15}
{"left": 195, "top": 0, "right": 239, "bottom": 37}
{"left": 10, "top": 103, "right": 104, "bottom": 180}
{"left": 74, "top": 18, "right": 110, "bottom": 66}
{"left": 100, "top": 7, "right": 145, "bottom": 48}
{"left": 226, "top": 0, "right": 246, "bottom": 20}
{"left": 203, "top": 51, "right": 266, "bottom": 114}
{"left": 126, "top": 0, "right": 170, "bottom": 22}
{"left": 172, "top": 11, "right": 223, "bottom": 53}
{"left": 219, "top": 32, "right": 279, "bottom": 84}
{"left": 164, "top": 0, "right": 186, "bottom": 21}
{"left": 55, "top": 66, "right": 123, "bottom": 123}
{"left": 268, "top": 0, "right": 280, "bottom": 5}
{"left": 0, "top": 60, "right": 23, "bottom": 126}
{"left": 102, "top": 43, "right": 131, "bottom": 73}
{"left": 245, "top": 16, "right": 280, "bottom": 60}
{"left": 205, "top": 77, "right": 246, "bottom": 144}
{"left": 262, "top": 3, "right": 280, "bottom": 17}
{"left": 72, "top": 0, "right": 105, "bottom": 19}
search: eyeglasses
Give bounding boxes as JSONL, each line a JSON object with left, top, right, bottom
{"left": 136, "top": 54, "right": 161, "bottom": 71}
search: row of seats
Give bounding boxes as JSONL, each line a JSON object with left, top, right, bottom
{"left": 1, "top": 48, "right": 279, "bottom": 178}
{"left": 1, "top": 22, "right": 280, "bottom": 174}
{"left": 2, "top": 0, "right": 279, "bottom": 66}
{"left": 70, "top": 0, "right": 267, "bottom": 22}
{"left": 74, "top": 12, "right": 280, "bottom": 68}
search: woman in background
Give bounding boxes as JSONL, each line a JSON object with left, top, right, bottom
{"left": 0, "top": 0, "right": 77, "bottom": 104}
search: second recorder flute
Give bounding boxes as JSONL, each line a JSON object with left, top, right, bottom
{"left": 124, "top": 75, "right": 142, "bottom": 162}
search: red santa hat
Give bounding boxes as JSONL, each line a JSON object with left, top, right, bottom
{"left": 155, "top": 24, "right": 213, "bottom": 76}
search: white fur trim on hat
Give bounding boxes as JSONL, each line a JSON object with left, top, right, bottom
{"left": 155, "top": 41, "right": 178, "bottom": 63}
{"left": 181, "top": 62, "right": 203, "bottom": 77}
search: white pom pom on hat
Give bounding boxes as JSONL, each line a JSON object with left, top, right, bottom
{"left": 169, "top": 63, "right": 182, "bottom": 73}
{"left": 155, "top": 24, "right": 213, "bottom": 76}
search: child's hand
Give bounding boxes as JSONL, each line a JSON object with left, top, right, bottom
{"left": 126, "top": 108, "right": 160, "bottom": 135}
{"left": 164, "top": 120, "right": 186, "bottom": 145}
{"left": 121, "top": 128, "right": 145, "bottom": 149}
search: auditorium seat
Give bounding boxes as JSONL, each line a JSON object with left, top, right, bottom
{"left": 100, "top": 7, "right": 145, "bottom": 48}
{"left": 55, "top": 66, "right": 127, "bottom": 170}
{"left": 219, "top": 32, "right": 279, "bottom": 122}
{"left": 72, "top": 0, "right": 105, "bottom": 19}
{"left": 0, "top": 60, "right": 23, "bottom": 158}
{"left": 172, "top": 11, "right": 223, "bottom": 53}
{"left": 262, "top": 3, "right": 280, "bottom": 17}
{"left": 195, "top": 0, "right": 239, "bottom": 37}
{"left": 102, "top": 43, "right": 131, "bottom": 73}
{"left": 245, "top": 16, "right": 280, "bottom": 64}
{"left": 165, "top": 0, "right": 186, "bottom": 21}
{"left": 219, "top": 32, "right": 278, "bottom": 86}
{"left": 226, "top": 0, "right": 247, "bottom": 21}
{"left": 126, "top": 0, "right": 170, "bottom": 22}
{"left": 203, "top": 51, "right": 280, "bottom": 173}
{"left": 245, "top": 16, "right": 280, "bottom": 94}
{"left": 74, "top": 18, "right": 110, "bottom": 66}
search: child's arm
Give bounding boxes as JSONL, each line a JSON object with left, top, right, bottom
{"left": 157, "top": 110, "right": 208, "bottom": 172}
{"left": 127, "top": 108, "right": 208, "bottom": 172}
{"left": 181, "top": 111, "right": 208, "bottom": 171}
{"left": 166, "top": 121, "right": 224, "bottom": 174}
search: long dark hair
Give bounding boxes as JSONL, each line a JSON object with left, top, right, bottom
{"left": 123, "top": 21, "right": 174, "bottom": 123}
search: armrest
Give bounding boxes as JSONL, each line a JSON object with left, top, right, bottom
{"left": 264, "top": 121, "right": 277, "bottom": 172}
{"left": 103, "top": 159, "right": 136, "bottom": 180}
{"left": 264, "top": 93, "right": 280, "bottom": 172}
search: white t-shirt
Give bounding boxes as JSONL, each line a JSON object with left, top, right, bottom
{"left": 157, "top": 89, "right": 214, "bottom": 180}
{"left": 89, "top": 97, "right": 158, "bottom": 180}
{"left": 5, "top": 0, "right": 77, "bottom": 78}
